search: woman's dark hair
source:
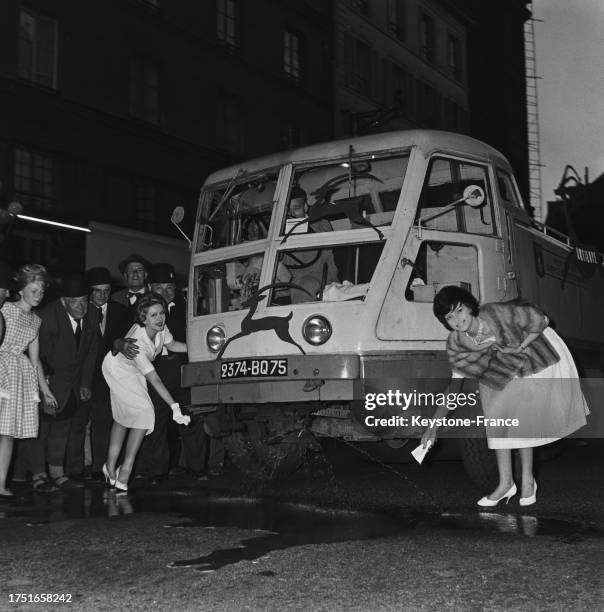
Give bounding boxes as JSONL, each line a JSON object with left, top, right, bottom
{"left": 15, "top": 263, "right": 50, "bottom": 291}
{"left": 135, "top": 292, "right": 168, "bottom": 326}
{"left": 433, "top": 285, "right": 479, "bottom": 331}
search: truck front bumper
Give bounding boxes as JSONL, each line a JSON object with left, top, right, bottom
{"left": 181, "top": 352, "right": 450, "bottom": 405}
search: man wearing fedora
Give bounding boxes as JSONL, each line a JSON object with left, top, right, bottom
{"left": 112, "top": 253, "right": 151, "bottom": 307}
{"left": 135, "top": 262, "right": 187, "bottom": 480}
{"left": 38, "top": 274, "right": 99, "bottom": 489}
{"left": 74, "top": 267, "right": 128, "bottom": 480}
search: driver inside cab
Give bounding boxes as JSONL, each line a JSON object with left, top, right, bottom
{"left": 280, "top": 185, "right": 339, "bottom": 304}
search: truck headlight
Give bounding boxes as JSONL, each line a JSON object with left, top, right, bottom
{"left": 302, "top": 315, "right": 332, "bottom": 345}
{"left": 206, "top": 326, "right": 226, "bottom": 353}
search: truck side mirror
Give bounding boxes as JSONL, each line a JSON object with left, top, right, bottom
{"left": 171, "top": 206, "right": 185, "bottom": 224}
{"left": 418, "top": 184, "right": 486, "bottom": 227}
{"left": 463, "top": 185, "right": 485, "bottom": 208}
{"left": 171, "top": 206, "right": 192, "bottom": 246}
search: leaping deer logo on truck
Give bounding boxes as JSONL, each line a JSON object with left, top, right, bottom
{"left": 216, "top": 283, "right": 312, "bottom": 359}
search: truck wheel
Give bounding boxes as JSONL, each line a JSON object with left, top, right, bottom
{"left": 460, "top": 438, "right": 498, "bottom": 489}
{"left": 223, "top": 431, "right": 321, "bottom": 481}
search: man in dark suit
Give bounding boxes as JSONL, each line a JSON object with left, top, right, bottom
{"left": 135, "top": 263, "right": 188, "bottom": 480}
{"left": 38, "top": 275, "right": 99, "bottom": 489}
{"left": 111, "top": 253, "right": 151, "bottom": 308}
{"left": 66, "top": 267, "right": 128, "bottom": 480}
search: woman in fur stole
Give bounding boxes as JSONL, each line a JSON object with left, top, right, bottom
{"left": 421, "top": 286, "right": 588, "bottom": 507}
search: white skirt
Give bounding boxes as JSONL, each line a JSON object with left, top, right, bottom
{"left": 480, "top": 327, "right": 589, "bottom": 449}
{"left": 102, "top": 353, "right": 154, "bottom": 434}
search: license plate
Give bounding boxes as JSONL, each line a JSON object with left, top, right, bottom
{"left": 220, "top": 358, "right": 288, "bottom": 379}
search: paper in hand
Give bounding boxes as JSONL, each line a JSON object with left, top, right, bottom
{"left": 411, "top": 440, "right": 432, "bottom": 464}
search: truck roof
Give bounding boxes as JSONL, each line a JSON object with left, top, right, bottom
{"left": 203, "top": 129, "right": 512, "bottom": 185}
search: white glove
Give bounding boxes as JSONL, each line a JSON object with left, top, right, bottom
{"left": 170, "top": 403, "right": 191, "bottom": 426}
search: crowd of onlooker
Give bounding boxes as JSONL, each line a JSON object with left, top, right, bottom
{"left": 0, "top": 253, "right": 223, "bottom": 497}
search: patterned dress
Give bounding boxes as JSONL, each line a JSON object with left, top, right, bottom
{"left": 0, "top": 302, "right": 41, "bottom": 438}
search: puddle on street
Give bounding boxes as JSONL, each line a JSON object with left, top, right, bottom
{"left": 0, "top": 487, "right": 601, "bottom": 571}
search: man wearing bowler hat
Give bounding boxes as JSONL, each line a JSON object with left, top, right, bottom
{"left": 38, "top": 274, "right": 99, "bottom": 489}
{"left": 135, "top": 262, "right": 187, "bottom": 480}
{"left": 71, "top": 267, "right": 128, "bottom": 479}
{"left": 112, "top": 253, "right": 151, "bottom": 307}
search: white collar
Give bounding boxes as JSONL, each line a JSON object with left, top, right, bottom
{"left": 67, "top": 313, "right": 82, "bottom": 327}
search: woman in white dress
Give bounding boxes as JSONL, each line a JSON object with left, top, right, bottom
{"left": 102, "top": 293, "right": 190, "bottom": 491}
{"left": 421, "top": 286, "right": 588, "bottom": 507}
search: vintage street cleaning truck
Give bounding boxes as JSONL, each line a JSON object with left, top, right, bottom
{"left": 180, "top": 130, "right": 604, "bottom": 485}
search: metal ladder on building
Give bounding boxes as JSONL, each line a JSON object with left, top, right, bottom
{"left": 524, "top": 6, "right": 544, "bottom": 221}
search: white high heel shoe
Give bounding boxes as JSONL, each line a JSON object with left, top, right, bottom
{"left": 102, "top": 464, "right": 116, "bottom": 487}
{"left": 519, "top": 481, "right": 537, "bottom": 506}
{"left": 477, "top": 483, "right": 517, "bottom": 507}
{"left": 114, "top": 466, "right": 128, "bottom": 492}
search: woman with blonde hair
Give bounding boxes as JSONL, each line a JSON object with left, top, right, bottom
{"left": 0, "top": 264, "right": 57, "bottom": 496}
{"left": 102, "top": 293, "right": 190, "bottom": 491}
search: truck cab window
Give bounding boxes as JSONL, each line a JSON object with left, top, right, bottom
{"left": 194, "top": 253, "right": 267, "bottom": 314}
{"left": 497, "top": 169, "right": 523, "bottom": 209}
{"left": 417, "top": 157, "right": 495, "bottom": 235}
{"left": 270, "top": 241, "right": 385, "bottom": 305}
{"left": 282, "top": 155, "right": 408, "bottom": 238}
{"left": 195, "top": 171, "right": 277, "bottom": 252}
{"left": 405, "top": 241, "right": 479, "bottom": 303}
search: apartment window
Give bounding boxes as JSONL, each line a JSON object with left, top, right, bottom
{"left": 349, "top": 0, "right": 370, "bottom": 17}
{"left": 217, "top": 0, "right": 238, "bottom": 47}
{"left": 129, "top": 57, "right": 159, "bottom": 124}
{"left": 344, "top": 36, "right": 374, "bottom": 98}
{"left": 216, "top": 94, "right": 243, "bottom": 154}
{"left": 14, "top": 147, "right": 55, "bottom": 213}
{"left": 18, "top": 9, "right": 58, "bottom": 89}
{"left": 282, "top": 125, "right": 303, "bottom": 150}
{"left": 418, "top": 82, "right": 442, "bottom": 127}
{"left": 444, "top": 99, "right": 464, "bottom": 131}
{"left": 383, "top": 59, "right": 409, "bottom": 113}
{"left": 387, "top": 0, "right": 406, "bottom": 41}
{"left": 447, "top": 35, "right": 462, "bottom": 81}
{"left": 420, "top": 13, "right": 436, "bottom": 63}
{"left": 135, "top": 183, "right": 157, "bottom": 232}
{"left": 283, "top": 30, "right": 302, "bottom": 81}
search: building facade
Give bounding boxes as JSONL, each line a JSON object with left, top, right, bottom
{"left": 0, "top": 0, "right": 333, "bottom": 271}
{"left": 333, "top": 0, "right": 469, "bottom": 136}
{"left": 332, "top": 0, "right": 530, "bottom": 201}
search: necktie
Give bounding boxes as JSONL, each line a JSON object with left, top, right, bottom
{"left": 127, "top": 292, "right": 138, "bottom": 305}
{"left": 74, "top": 319, "right": 82, "bottom": 348}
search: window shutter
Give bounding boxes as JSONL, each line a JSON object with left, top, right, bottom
{"left": 382, "top": 58, "right": 391, "bottom": 107}
{"left": 371, "top": 50, "right": 380, "bottom": 100}
{"left": 35, "top": 16, "right": 57, "bottom": 88}
{"left": 343, "top": 33, "right": 354, "bottom": 88}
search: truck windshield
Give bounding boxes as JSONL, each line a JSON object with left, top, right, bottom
{"left": 194, "top": 170, "right": 278, "bottom": 252}
{"left": 281, "top": 155, "right": 408, "bottom": 241}
{"left": 192, "top": 152, "right": 409, "bottom": 315}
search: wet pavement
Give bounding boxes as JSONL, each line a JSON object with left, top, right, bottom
{"left": 2, "top": 486, "right": 602, "bottom": 573}
{"left": 1, "top": 439, "right": 603, "bottom": 610}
